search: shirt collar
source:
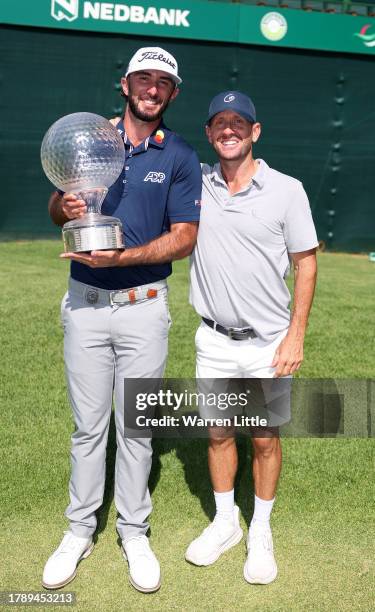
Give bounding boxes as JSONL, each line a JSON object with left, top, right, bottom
{"left": 115, "top": 119, "right": 169, "bottom": 151}
{"left": 252, "top": 159, "right": 267, "bottom": 189}
{"left": 210, "top": 158, "right": 268, "bottom": 190}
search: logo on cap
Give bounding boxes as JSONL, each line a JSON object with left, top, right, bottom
{"left": 138, "top": 51, "right": 176, "bottom": 69}
{"left": 224, "top": 94, "right": 236, "bottom": 103}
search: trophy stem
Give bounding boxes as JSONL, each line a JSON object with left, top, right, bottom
{"left": 77, "top": 187, "right": 108, "bottom": 214}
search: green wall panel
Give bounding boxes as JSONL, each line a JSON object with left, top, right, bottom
{"left": 2, "top": 0, "right": 375, "bottom": 56}
{"left": 1, "top": 25, "right": 374, "bottom": 251}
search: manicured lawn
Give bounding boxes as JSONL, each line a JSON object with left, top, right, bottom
{"left": 0, "top": 242, "right": 374, "bottom": 611}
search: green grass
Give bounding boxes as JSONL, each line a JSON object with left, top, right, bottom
{"left": 1, "top": 242, "right": 374, "bottom": 611}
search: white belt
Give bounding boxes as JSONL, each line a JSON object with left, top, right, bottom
{"left": 110, "top": 280, "right": 167, "bottom": 305}
{"left": 68, "top": 277, "right": 167, "bottom": 306}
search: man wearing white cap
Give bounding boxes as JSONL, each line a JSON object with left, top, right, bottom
{"left": 186, "top": 91, "right": 318, "bottom": 584}
{"left": 43, "top": 47, "right": 201, "bottom": 593}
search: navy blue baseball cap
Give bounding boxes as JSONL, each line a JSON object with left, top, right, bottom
{"left": 207, "top": 91, "right": 256, "bottom": 124}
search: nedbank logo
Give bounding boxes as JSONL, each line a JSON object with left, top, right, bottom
{"left": 51, "top": 0, "right": 79, "bottom": 22}
{"left": 51, "top": 1, "right": 190, "bottom": 27}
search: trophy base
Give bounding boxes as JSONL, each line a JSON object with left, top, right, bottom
{"left": 62, "top": 215, "right": 124, "bottom": 252}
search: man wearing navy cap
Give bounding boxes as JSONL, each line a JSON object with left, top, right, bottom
{"left": 42, "top": 47, "right": 201, "bottom": 593}
{"left": 186, "top": 91, "right": 318, "bottom": 584}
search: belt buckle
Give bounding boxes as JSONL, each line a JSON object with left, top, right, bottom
{"left": 228, "top": 327, "right": 250, "bottom": 341}
{"left": 110, "top": 288, "right": 137, "bottom": 305}
{"left": 110, "top": 290, "right": 122, "bottom": 306}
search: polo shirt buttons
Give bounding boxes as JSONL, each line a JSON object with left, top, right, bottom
{"left": 123, "top": 180, "right": 127, "bottom": 184}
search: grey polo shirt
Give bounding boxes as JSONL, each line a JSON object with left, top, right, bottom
{"left": 189, "top": 159, "right": 318, "bottom": 342}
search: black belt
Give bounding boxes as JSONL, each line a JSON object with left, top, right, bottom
{"left": 202, "top": 317, "right": 256, "bottom": 341}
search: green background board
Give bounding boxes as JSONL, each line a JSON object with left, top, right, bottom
{"left": 1, "top": 0, "right": 375, "bottom": 56}
{"left": 1, "top": 24, "right": 375, "bottom": 251}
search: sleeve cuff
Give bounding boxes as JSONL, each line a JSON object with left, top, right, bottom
{"left": 169, "top": 214, "right": 200, "bottom": 223}
{"left": 288, "top": 241, "right": 319, "bottom": 253}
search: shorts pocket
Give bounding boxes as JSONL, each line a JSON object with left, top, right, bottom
{"left": 195, "top": 322, "right": 205, "bottom": 347}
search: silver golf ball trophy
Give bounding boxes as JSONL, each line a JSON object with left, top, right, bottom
{"left": 41, "top": 112, "right": 125, "bottom": 252}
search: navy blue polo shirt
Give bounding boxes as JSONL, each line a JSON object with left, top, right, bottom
{"left": 69, "top": 120, "right": 201, "bottom": 290}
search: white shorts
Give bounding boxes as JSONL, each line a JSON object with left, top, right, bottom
{"left": 195, "top": 321, "right": 291, "bottom": 428}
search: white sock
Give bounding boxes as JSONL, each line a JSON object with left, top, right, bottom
{"left": 250, "top": 495, "right": 275, "bottom": 530}
{"left": 214, "top": 489, "right": 235, "bottom": 518}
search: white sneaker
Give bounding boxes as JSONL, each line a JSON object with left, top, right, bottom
{"left": 122, "top": 535, "right": 161, "bottom": 593}
{"left": 42, "top": 531, "right": 94, "bottom": 589}
{"left": 185, "top": 506, "right": 243, "bottom": 566}
{"left": 243, "top": 525, "right": 277, "bottom": 584}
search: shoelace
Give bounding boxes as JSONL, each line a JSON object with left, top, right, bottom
{"left": 58, "top": 532, "right": 84, "bottom": 555}
{"left": 126, "top": 536, "right": 153, "bottom": 560}
{"left": 249, "top": 531, "right": 272, "bottom": 553}
{"left": 203, "top": 515, "right": 234, "bottom": 541}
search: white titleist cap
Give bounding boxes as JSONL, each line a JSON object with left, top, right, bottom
{"left": 125, "top": 47, "right": 182, "bottom": 85}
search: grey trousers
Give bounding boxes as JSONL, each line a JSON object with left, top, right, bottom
{"left": 61, "top": 277, "right": 170, "bottom": 542}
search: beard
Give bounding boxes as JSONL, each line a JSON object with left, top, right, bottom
{"left": 127, "top": 87, "right": 172, "bottom": 123}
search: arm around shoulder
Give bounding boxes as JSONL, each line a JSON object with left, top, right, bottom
{"left": 48, "top": 191, "right": 67, "bottom": 227}
{"left": 48, "top": 191, "right": 87, "bottom": 227}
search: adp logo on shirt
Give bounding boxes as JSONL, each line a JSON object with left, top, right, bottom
{"left": 144, "top": 172, "right": 166, "bottom": 183}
